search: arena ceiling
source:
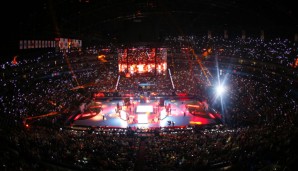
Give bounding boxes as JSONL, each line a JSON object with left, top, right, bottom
{"left": 1, "top": 0, "right": 298, "bottom": 44}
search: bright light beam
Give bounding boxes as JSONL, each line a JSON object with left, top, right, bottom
{"left": 115, "top": 75, "right": 120, "bottom": 90}
{"left": 168, "top": 69, "right": 175, "bottom": 89}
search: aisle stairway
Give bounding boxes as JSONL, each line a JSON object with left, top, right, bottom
{"left": 134, "top": 138, "right": 146, "bottom": 171}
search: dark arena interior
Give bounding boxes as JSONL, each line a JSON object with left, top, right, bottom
{"left": 1, "top": 0, "right": 298, "bottom": 171}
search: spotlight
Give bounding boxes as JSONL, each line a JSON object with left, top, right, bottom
{"left": 216, "top": 85, "right": 225, "bottom": 96}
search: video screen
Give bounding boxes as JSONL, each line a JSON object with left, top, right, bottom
{"left": 118, "top": 47, "right": 167, "bottom": 76}
{"left": 138, "top": 114, "right": 148, "bottom": 124}
{"left": 136, "top": 105, "right": 153, "bottom": 113}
